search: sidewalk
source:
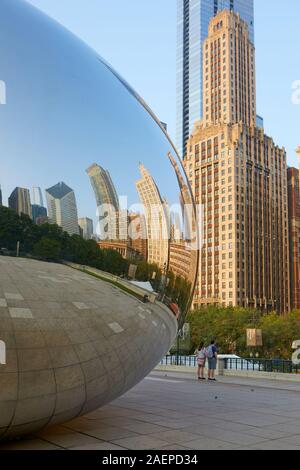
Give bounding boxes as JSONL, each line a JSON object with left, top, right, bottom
{"left": 153, "top": 369, "right": 300, "bottom": 392}
{"left": 1, "top": 370, "right": 300, "bottom": 450}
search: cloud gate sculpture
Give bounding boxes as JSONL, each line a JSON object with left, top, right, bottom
{"left": 0, "top": 0, "right": 198, "bottom": 439}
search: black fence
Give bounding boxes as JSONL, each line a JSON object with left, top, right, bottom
{"left": 223, "top": 358, "right": 300, "bottom": 374}
{"left": 160, "top": 355, "right": 300, "bottom": 374}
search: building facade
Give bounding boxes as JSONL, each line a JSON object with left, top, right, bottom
{"left": 176, "top": 0, "right": 254, "bottom": 157}
{"left": 128, "top": 212, "right": 148, "bottom": 261}
{"left": 45, "top": 182, "right": 79, "bottom": 236}
{"left": 32, "top": 187, "right": 44, "bottom": 207}
{"left": 288, "top": 148, "right": 300, "bottom": 310}
{"left": 184, "top": 11, "right": 290, "bottom": 313}
{"left": 31, "top": 204, "right": 47, "bottom": 224}
{"left": 86, "top": 163, "right": 119, "bottom": 211}
{"left": 86, "top": 163, "right": 120, "bottom": 240}
{"left": 136, "top": 164, "right": 169, "bottom": 270}
{"left": 78, "top": 217, "right": 94, "bottom": 240}
{"left": 169, "top": 240, "right": 193, "bottom": 283}
{"left": 8, "top": 187, "right": 32, "bottom": 218}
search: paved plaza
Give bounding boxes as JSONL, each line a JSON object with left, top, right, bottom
{"left": 1, "top": 371, "right": 300, "bottom": 450}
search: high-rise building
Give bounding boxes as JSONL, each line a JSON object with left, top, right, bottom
{"left": 176, "top": 0, "right": 254, "bottom": 157}
{"left": 128, "top": 212, "right": 148, "bottom": 260}
{"left": 288, "top": 147, "right": 300, "bottom": 310}
{"left": 32, "top": 187, "right": 44, "bottom": 207}
{"left": 78, "top": 217, "right": 94, "bottom": 240}
{"left": 45, "top": 182, "right": 79, "bottom": 236}
{"left": 86, "top": 163, "right": 119, "bottom": 211}
{"left": 31, "top": 204, "right": 47, "bottom": 224}
{"left": 8, "top": 187, "right": 32, "bottom": 218}
{"left": 86, "top": 163, "right": 120, "bottom": 240}
{"left": 184, "top": 11, "right": 290, "bottom": 313}
{"left": 136, "top": 164, "right": 169, "bottom": 270}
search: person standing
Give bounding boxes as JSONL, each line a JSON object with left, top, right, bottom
{"left": 196, "top": 342, "right": 207, "bottom": 380}
{"left": 207, "top": 339, "right": 218, "bottom": 381}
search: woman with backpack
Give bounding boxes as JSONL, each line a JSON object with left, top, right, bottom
{"left": 196, "top": 342, "right": 207, "bottom": 380}
{"left": 206, "top": 339, "right": 218, "bottom": 382}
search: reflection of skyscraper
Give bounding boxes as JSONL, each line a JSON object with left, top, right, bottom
{"left": 32, "top": 187, "right": 44, "bottom": 207}
{"left": 167, "top": 152, "right": 195, "bottom": 240}
{"left": 86, "top": 163, "right": 120, "bottom": 240}
{"left": 168, "top": 152, "right": 198, "bottom": 286}
{"left": 45, "top": 182, "right": 79, "bottom": 236}
{"left": 128, "top": 213, "right": 148, "bottom": 260}
{"left": 78, "top": 217, "right": 94, "bottom": 240}
{"left": 8, "top": 187, "right": 32, "bottom": 218}
{"left": 176, "top": 0, "right": 254, "bottom": 157}
{"left": 136, "top": 164, "right": 169, "bottom": 269}
{"left": 31, "top": 204, "right": 47, "bottom": 223}
{"left": 86, "top": 163, "right": 119, "bottom": 210}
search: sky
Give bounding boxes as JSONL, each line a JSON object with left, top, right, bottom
{"left": 26, "top": 0, "right": 300, "bottom": 166}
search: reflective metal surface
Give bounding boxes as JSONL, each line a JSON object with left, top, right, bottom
{"left": 0, "top": 0, "right": 198, "bottom": 321}
{"left": 0, "top": 0, "right": 199, "bottom": 439}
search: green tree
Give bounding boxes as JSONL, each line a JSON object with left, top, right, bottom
{"left": 188, "top": 306, "right": 260, "bottom": 355}
{"left": 33, "top": 237, "right": 61, "bottom": 261}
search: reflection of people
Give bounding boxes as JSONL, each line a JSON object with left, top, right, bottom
{"left": 196, "top": 342, "right": 206, "bottom": 380}
{"left": 207, "top": 339, "right": 218, "bottom": 382}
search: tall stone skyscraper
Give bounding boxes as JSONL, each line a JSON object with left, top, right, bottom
{"left": 287, "top": 147, "right": 300, "bottom": 310}
{"left": 45, "top": 182, "right": 79, "bottom": 236}
{"left": 184, "top": 11, "right": 290, "bottom": 313}
{"left": 176, "top": 0, "right": 254, "bottom": 157}
{"left": 8, "top": 187, "right": 32, "bottom": 218}
{"left": 136, "top": 164, "right": 169, "bottom": 270}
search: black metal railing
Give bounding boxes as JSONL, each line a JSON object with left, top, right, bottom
{"left": 160, "top": 355, "right": 198, "bottom": 367}
{"left": 223, "top": 358, "right": 300, "bottom": 374}
{"left": 160, "top": 355, "right": 300, "bottom": 374}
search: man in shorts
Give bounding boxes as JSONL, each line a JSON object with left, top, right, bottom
{"left": 207, "top": 339, "right": 218, "bottom": 382}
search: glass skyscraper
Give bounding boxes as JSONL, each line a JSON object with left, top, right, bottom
{"left": 32, "top": 186, "right": 44, "bottom": 207}
{"left": 176, "top": 0, "right": 254, "bottom": 157}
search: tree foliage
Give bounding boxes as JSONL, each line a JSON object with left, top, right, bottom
{"left": 0, "top": 206, "right": 128, "bottom": 275}
{"left": 0, "top": 206, "right": 193, "bottom": 310}
{"left": 188, "top": 306, "right": 300, "bottom": 359}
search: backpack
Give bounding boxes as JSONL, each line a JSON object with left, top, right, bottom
{"left": 206, "top": 345, "right": 215, "bottom": 359}
{"left": 197, "top": 348, "right": 206, "bottom": 360}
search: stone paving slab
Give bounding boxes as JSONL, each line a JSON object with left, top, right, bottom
{"left": 1, "top": 371, "right": 300, "bottom": 450}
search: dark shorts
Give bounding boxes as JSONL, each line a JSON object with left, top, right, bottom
{"left": 208, "top": 357, "right": 217, "bottom": 370}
